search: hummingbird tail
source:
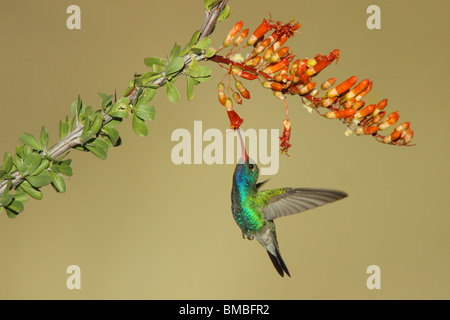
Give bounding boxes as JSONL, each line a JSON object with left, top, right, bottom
{"left": 266, "top": 247, "right": 291, "bottom": 278}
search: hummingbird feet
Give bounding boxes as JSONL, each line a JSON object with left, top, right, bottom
{"left": 242, "top": 232, "right": 254, "bottom": 240}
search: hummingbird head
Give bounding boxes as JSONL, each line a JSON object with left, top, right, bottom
{"left": 235, "top": 130, "right": 259, "bottom": 187}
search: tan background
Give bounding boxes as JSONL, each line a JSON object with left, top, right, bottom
{"left": 0, "top": 0, "right": 448, "bottom": 299}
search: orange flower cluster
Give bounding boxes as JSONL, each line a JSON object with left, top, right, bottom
{"left": 211, "top": 18, "right": 414, "bottom": 154}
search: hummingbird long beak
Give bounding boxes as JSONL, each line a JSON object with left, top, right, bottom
{"left": 236, "top": 129, "right": 249, "bottom": 164}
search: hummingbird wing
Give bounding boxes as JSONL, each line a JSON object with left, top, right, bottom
{"left": 261, "top": 188, "right": 348, "bottom": 221}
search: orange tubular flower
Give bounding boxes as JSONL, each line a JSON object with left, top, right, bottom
{"left": 305, "top": 60, "right": 328, "bottom": 77}
{"left": 355, "top": 81, "right": 373, "bottom": 101}
{"left": 262, "top": 81, "right": 285, "bottom": 91}
{"left": 326, "top": 76, "right": 358, "bottom": 98}
{"left": 343, "top": 98, "right": 356, "bottom": 109}
{"left": 227, "top": 110, "right": 244, "bottom": 129}
{"left": 217, "top": 83, "right": 226, "bottom": 106}
{"left": 223, "top": 21, "right": 243, "bottom": 47}
{"left": 402, "top": 129, "right": 414, "bottom": 144}
{"left": 325, "top": 108, "right": 356, "bottom": 119}
{"left": 262, "top": 56, "right": 292, "bottom": 74}
{"left": 343, "top": 79, "right": 370, "bottom": 101}
{"left": 280, "top": 119, "right": 292, "bottom": 155}
{"left": 354, "top": 104, "right": 376, "bottom": 120}
{"left": 235, "top": 81, "right": 250, "bottom": 99}
{"left": 321, "top": 96, "right": 337, "bottom": 107}
{"left": 233, "top": 28, "right": 249, "bottom": 46}
{"left": 250, "top": 37, "right": 273, "bottom": 58}
{"left": 245, "top": 56, "right": 262, "bottom": 67}
{"left": 271, "top": 34, "right": 290, "bottom": 52}
{"left": 372, "top": 99, "right": 388, "bottom": 117}
{"left": 298, "top": 82, "right": 316, "bottom": 95}
{"left": 321, "top": 78, "right": 337, "bottom": 90}
{"left": 212, "top": 17, "right": 414, "bottom": 153}
{"left": 270, "top": 47, "right": 290, "bottom": 63}
{"left": 367, "top": 111, "right": 386, "bottom": 126}
{"left": 355, "top": 126, "right": 378, "bottom": 136}
{"left": 395, "top": 122, "right": 410, "bottom": 132}
{"left": 247, "top": 19, "right": 272, "bottom": 46}
{"left": 378, "top": 112, "right": 399, "bottom": 130}
{"left": 231, "top": 67, "right": 258, "bottom": 80}
{"left": 382, "top": 131, "right": 402, "bottom": 144}
{"left": 232, "top": 92, "right": 243, "bottom": 105}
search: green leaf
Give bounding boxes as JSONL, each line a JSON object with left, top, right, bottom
{"left": 199, "top": 65, "right": 212, "bottom": 77}
{"left": 187, "top": 59, "right": 211, "bottom": 81}
{"left": 5, "top": 208, "right": 17, "bottom": 218}
{"left": 188, "top": 58, "right": 202, "bottom": 77}
{"left": 76, "top": 95, "right": 83, "bottom": 118}
{"left": 71, "top": 95, "right": 84, "bottom": 119}
{"left": 187, "top": 76, "right": 194, "bottom": 101}
{"left": 18, "top": 180, "right": 43, "bottom": 200}
{"left": 8, "top": 199, "right": 24, "bottom": 213}
{"left": 20, "top": 133, "right": 44, "bottom": 151}
{"left": 4, "top": 180, "right": 13, "bottom": 194}
{"left": 134, "top": 104, "right": 156, "bottom": 121}
{"left": 50, "top": 170, "right": 66, "bottom": 193}
{"left": 217, "top": 5, "right": 231, "bottom": 23}
{"left": 139, "top": 71, "right": 162, "bottom": 85}
{"left": 40, "top": 126, "right": 49, "bottom": 149}
{"left": 12, "top": 154, "right": 22, "bottom": 173}
{"left": 98, "top": 92, "right": 114, "bottom": 111}
{"left": 13, "top": 192, "right": 29, "bottom": 203}
{"left": 23, "top": 145, "right": 32, "bottom": 158}
{"left": 71, "top": 100, "right": 78, "bottom": 118}
{"left": 59, "top": 120, "right": 69, "bottom": 139}
{"left": 31, "top": 158, "right": 49, "bottom": 176}
{"left": 101, "top": 127, "right": 120, "bottom": 146}
{"left": 84, "top": 106, "right": 95, "bottom": 121}
{"left": 204, "top": 47, "right": 216, "bottom": 58}
{"left": 189, "top": 30, "right": 201, "bottom": 48}
{"left": 132, "top": 114, "right": 148, "bottom": 137}
{"left": 108, "top": 98, "right": 130, "bottom": 119}
{"left": 0, "top": 194, "right": 14, "bottom": 207}
{"left": 25, "top": 170, "right": 51, "bottom": 188}
{"left": 123, "top": 80, "right": 135, "bottom": 97}
{"left": 169, "top": 43, "right": 181, "bottom": 61}
{"left": 103, "top": 119, "right": 122, "bottom": 129}
{"left": 138, "top": 88, "right": 156, "bottom": 104}
{"left": 190, "top": 47, "right": 203, "bottom": 55}
{"left": 57, "top": 163, "right": 73, "bottom": 177}
{"left": 5, "top": 199, "right": 24, "bottom": 217}
{"left": 194, "top": 37, "right": 212, "bottom": 51}
{"left": 80, "top": 114, "right": 104, "bottom": 145}
{"left": 16, "top": 145, "right": 24, "bottom": 159}
{"left": 21, "top": 153, "right": 42, "bottom": 176}
{"left": 204, "top": 0, "right": 221, "bottom": 12}
{"left": 180, "top": 30, "right": 201, "bottom": 56}
{"left": 144, "top": 57, "right": 167, "bottom": 67}
{"left": 144, "top": 57, "right": 167, "bottom": 72}
{"left": 3, "top": 153, "right": 13, "bottom": 173}
{"left": 165, "top": 82, "right": 180, "bottom": 103}
{"left": 67, "top": 116, "right": 75, "bottom": 133}
{"left": 86, "top": 139, "right": 109, "bottom": 159}
{"left": 165, "top": 57, "right": 185, "bottom": 76}
{"left": 194, "top": 75, "right": 211, "bottom": 83}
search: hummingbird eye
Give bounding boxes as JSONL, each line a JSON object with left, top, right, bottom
{"left": 248, "top": 164, "right": 254, "bottom": 170}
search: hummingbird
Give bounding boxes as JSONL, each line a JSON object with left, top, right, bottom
{"left": 231, "top": 130, "right": 348, "bottom": 277}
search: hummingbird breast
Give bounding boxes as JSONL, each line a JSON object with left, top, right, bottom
{"left": 231, "top": 181, "right": 264, "bottom": 234}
